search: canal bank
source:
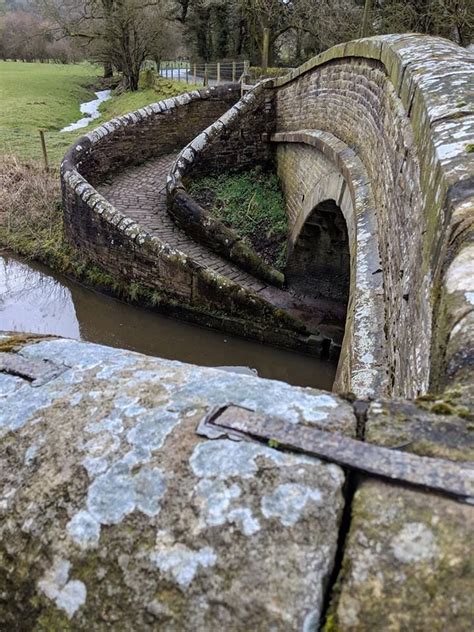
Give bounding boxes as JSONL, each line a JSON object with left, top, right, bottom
{"left": 0, "top": 251, "right": 336, "bottom": 389}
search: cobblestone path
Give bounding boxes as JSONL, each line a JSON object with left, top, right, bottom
{"left": 98, "top": 154, "right": 269, "bottom": 294}
{"left": 98, "top": 153, "right": 344, "bottom": 337}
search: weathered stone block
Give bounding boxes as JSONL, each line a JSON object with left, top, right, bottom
{"left": 0, "top": 338, "right": 355, "bottom": 629}
{"left": 328, "top": 479, "right": 474, "bottom": 631}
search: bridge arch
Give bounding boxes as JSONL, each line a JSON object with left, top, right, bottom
{"left": 274, "top": 131, "right": 387, "bottom": 396}
{"left": 286, "top": 197, "right": 350, "bottom": 305}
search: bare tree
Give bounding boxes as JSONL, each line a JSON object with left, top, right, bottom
{"left": 0, "top": 10, "right": 81, "bottom": 62}
{"left": 35, "top": 0, "right": 175, "bottom": 89}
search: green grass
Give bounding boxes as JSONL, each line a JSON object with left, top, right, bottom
{"left": 99, "top": 78, "right": 195, "bottom": 120}
{"left": 0, "top": 61, "right": 196, "bottom": 166}
{"left": 189, "top": 167, "right": 288, "bottom": 270}
{"left": 0, "top": 61, "right": 100, "bottom": 164}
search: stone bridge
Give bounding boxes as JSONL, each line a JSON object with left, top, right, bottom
{"left": 1, "top": 33, "right": 473, "bottom": 631}
{"left": 61, "top": 33, "right": 473, "bottom": 403}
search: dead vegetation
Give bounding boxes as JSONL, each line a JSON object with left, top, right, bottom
{"left": 0, "top": 155, "right": 160, "bottom": 306}
{"left": 0, "top": 155, "right": 62, "bottom": 261}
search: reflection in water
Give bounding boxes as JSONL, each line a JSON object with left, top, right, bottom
{"left": 0, "top": 253, "right": 336, "bottom": 389}
{"left": 0, "top": 254, "right": 80, "bottom": 338}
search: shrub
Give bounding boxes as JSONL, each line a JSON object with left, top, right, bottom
{"left": 189, "top": 167, "right": 288, "bottom": 270}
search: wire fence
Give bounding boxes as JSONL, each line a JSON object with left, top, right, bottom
{"left": 158, "top": 60, "right": 250, "bottom": 86}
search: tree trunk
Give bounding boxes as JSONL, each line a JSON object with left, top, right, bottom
{"left": 103, "top": 61, "right": 113, "bottom": 78}
{"left": 262, "top": 26, "right": 270, "bottom": 71}
{"left": 360, "top": 0, "right": 373, "bottom": 38}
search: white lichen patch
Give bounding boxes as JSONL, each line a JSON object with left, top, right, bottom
{"left": 390, "top": 522, "right": 439, "bottom": 563}
{"left": 0, "top": 373, "right": 25, "bottom": 397}
{"left": 0, "top": 382, "right": 59, "bottom": 437}
{"left": 126, "top": 411, "right": 180, "bottom": 452}
{"left": 261, "top": 483, "right": 323, "bottom": 526}
{"left": 87, "top": 465, "right": 167, "bottom": 525}
{"left": 195, "top": 479, "right": 260, "bottom": 535}
{"left": 133, "top": 467, "right": 167, "bottom": 517}
{"left": 150, "top": 542, "right": 217, "bottom": 588}
{"left": 174, "top": 370, "right": 342, "bottom": 427}
{"left": 24, "top": 443, "right": 39, "bottom": 465}
{"left": 190, "top": 439, "right": 286, "bottom": 480}
{"left": 38, "top": 558, "right": 87, "bottom": 619}
{"left": 68, "top": 455, "right": 167, "bottom": 547}
{"left": 67, "top": 510, "right": 101, "bottom": 548}
{"left": 190, "top": 440, "right": 336, "bottom": 535}
{"left": 445, "top": 245, "right": 474, "bottom": 296}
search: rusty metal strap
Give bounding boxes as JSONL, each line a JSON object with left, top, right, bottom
{"left": 0, "top": 352, "right": 67, "bottom": 386}
{"left": 196, "top": 405, "right": 474, "bottom": 505}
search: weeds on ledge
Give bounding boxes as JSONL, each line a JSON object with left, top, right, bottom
{"left": 0, "top": 156, "right": 118, "bottom": 295}
{"left": 189, "top": 167, "right": 288, "bottom": 271}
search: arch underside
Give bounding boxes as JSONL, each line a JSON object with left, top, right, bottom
{"left": 287, "top": 199, "right": 350, "bottom": 305}
{"left": 274, "top": 131, "right": 388, "bottom": 398}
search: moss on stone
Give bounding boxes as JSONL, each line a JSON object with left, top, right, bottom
{"left": 430, "top": 401, "right": 456, "bottom": 415}
{"left": 0, "top": 333, "right": 55, "bottom": 353}
{"left": 323, "top": 613, "right": 340, "bottom": 632}
{"left": 333, "top": 480, "right": 474, "bottom": 630}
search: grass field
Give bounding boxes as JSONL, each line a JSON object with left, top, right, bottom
{"left": 0, "top": 61, "right": 195, "bottom": 166}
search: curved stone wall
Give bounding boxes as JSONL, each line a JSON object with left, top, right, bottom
{"left": 272, "top": 34, "right": 473, "bottom": 398}
{"left": 167, "top": 83, "right": 284, "bottom": 287}
{"left": 60, "top": 87, "right": 310, "bottom": 349}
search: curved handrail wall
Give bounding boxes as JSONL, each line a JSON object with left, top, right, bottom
{"left": 271, "top": 34, "right": 473, "bottom": 397}
{"left": 60, "top": 87, "right": 311, "bottom": 349}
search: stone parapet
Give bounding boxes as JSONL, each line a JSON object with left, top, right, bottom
{"left": 1, "top": 333, "right": 472, "bottom": 629}
{"left": 167, "top": 83, "right": 284, "bottom": 287}
{"left": 271, "top": 34, "right": 473, "bottom": 398}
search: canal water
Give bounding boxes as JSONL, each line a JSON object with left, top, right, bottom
{"left": 0, "top": 252, "right": 336, "bottom": 390}
{"left": 60, "top": 89, "right": 112, "bottom": 133}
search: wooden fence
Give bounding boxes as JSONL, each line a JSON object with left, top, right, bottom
{"left": 158, "top": 60, "right": 249, "bottom": 86}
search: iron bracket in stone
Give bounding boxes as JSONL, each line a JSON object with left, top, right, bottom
{"left": 0, "top": 352, "right": 68, "bottom": 386}
{"left": 196, "top": 404, "right": 474, "bottom": 504}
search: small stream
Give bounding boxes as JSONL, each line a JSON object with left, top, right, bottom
{"left": 60, "top": 89, "right": 112, "bottom": 133}
{"left": 0, "top": 252, "right": 336, "bottom": 389}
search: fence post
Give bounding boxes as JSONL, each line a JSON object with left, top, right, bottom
{"left": 217, "top": 62, "right": 221, "bottom": 85}
{"left": 232, "top": 61, "right": 236, "bottom": 83}
{"left": 204, "top": 63, "right": 208, "bottom": 86}
{"left": 38, "top": 130, "right": 49, "bottom": 172}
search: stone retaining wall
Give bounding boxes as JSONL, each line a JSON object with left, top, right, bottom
{"left": 60, "top": 88, "right": 309, "bottom": 349}
{"left": 72, "top": 87, "right": 239, "bottom": 183}
{"left": 166, "top": 83, "right": 284, "bottom": 286}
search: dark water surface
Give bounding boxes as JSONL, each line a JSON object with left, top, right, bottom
{"left": 0, "top": 252, "right": 336, "bottom": 389}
